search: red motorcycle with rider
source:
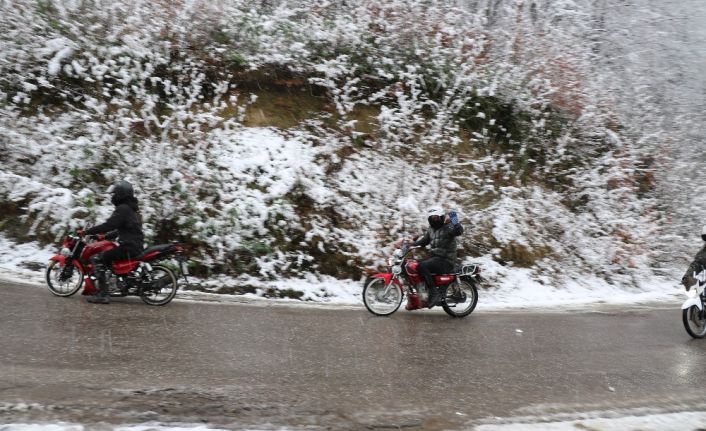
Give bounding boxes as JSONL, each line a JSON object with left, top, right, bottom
{"left": 363, "top": 207, "right": 480, "bottom": 318}
{"left": 45, "top": 180, "right": 188, "bottom": 305}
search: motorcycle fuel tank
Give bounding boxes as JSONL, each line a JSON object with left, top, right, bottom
{"left": 80, "top": 240, "right": 116, "bottom": 261}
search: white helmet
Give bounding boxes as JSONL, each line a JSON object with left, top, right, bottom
{"left": 427, "top": 206, "right": 445, "bottom": 217}
{"left": 426, "top": 206, "right": 445, "bottom": 228}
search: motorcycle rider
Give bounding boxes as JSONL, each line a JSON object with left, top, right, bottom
{"left": 682, "top": 225, "right": 706, "bottom": 289}
{"left": 411, "top": 206, "right": 464, "bottom": 308}
{"left": 82, "top": 180, "right": 144, "bottom": 304}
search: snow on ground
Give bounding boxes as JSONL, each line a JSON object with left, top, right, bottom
{"left": 0, "top": 234, "right": 683, "bottom": 310}
{"left": 473, "top": 410, "right": 706, "bottom": 431}
{"left": 0, "top": 424, "right": 228, "bottom": 431}
{"left": 3, "top": 410, "right": 706, "bottom": 430}
{"left": 0, "top": 235, "right": 54, "bottom": 286}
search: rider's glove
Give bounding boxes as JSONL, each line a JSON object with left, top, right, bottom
{"left": 683, "top": 275, "right": 695, "bottom": 290}
{"left": 449, "top": 211, "right": 459, "bottom": 226}
{"left": 76, "top": 229, "right": 86, "bottom": 237}
{"left": 401, "top": 244, "right": 410, "bottom": 254}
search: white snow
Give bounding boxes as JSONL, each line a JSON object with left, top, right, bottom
{"left": 0, "top": 233, "right": 683, "bottom": 310}
{"left": 0, "top": 0, "right": 696, "bottom": 307}
{"left": 4, "top": 410, "right": 706, "bottom": 430}
{"left": 0, "top": 424, "right": 228, "bottom": 431}
{"left": 474, "top": 410, "right": 706, "bottom": 431}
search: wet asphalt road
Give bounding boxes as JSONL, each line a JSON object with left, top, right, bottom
{"left": 1, "top": 281, "right": 705, "bottom": 430}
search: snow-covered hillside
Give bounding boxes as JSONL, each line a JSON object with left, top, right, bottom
{"left": 0, "top": 0, "right": 697, "bottom": 301}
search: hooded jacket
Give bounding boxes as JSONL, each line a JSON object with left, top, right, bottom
{"left": 86, "top": 196, "right": 144, "bottom": 251}
{"left": 412, "top": 219, "right": 464, "bottom": 262}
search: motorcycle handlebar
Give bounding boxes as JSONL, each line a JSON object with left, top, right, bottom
{"left": 399, "top": 244, "right": 421, "bottom": 258}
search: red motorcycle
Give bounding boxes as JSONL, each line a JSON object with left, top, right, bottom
{"left": 363, "top": 245, "right": 480, "bottom": 317}
{"left": 45, "top": 232, "right": 188, "bottom": 306}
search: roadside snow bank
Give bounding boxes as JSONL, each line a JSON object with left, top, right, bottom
{"left": 471, "top": 255, "right": 682, "bottom": 310}
{"left": 0, "top": 235, "right": 54, "bottom": 285}
{"left": 0, "top": 235, "right": 682, "bottom": 309}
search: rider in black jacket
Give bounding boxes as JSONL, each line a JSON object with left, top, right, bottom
{"left": 412, "top": 206, "right": 464, "bottom": 308}
{"left": 84, "top": 180, "right": 144, "bottom": 304}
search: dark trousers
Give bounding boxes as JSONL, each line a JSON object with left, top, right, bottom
{"left": 100, "top": 245, "right": 140, "bottom": 267}
{"left": 418, "top": 256, "right": 454, "bottom": 289}
{"left": 89, "top": 245, "right": 141, "bottom": 295}
{"left": 90, "top": 244, "right": 141, "bottom": 274}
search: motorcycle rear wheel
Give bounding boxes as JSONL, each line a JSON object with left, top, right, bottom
{"left": 46, "top": 260, "right": 83, "bottom": 297}
{"left": 442, "top": 279, "right": 478, "bottom": 318}
{"left": 683, "top": 305, "right": 706, "bottom": 338}
{"left": 141, "top": 265, "right": 178, "bottom": 306}
{"left": 363, "top": 277, "right": 403, "bottom": 316}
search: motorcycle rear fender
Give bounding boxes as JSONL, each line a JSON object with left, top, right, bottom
{"left": 682, "top": 297, "right": 703, "bottom": 310}
{"left": 460, "top": 274, "right": 479, "bottom": 285}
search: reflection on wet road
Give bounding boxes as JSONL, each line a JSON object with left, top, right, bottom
{"left": 1, "top": 282, "right": 705, "bottom": 429}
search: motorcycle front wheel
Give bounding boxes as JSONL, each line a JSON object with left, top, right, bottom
{"left": 46, "top": 260, "right": 83, "bottom": 297}
{"left": 363, "top": 277, "right": 403, "bottom": 316}
{"left": 141, "top": 265, "right": 178, "bottom": 306}
{"left": 683, "top": 305, "right": 706, "bottom": 338}
{"left": 442, "top": 279, "right": 478, "bottom": 318}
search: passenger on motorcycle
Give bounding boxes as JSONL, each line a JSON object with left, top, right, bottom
{"left": 81, "top": 180, "right": 144, "bottom": 304}
{"left": 682, "top": 225, "right": 706, "bottom": 290}
{"left": 411, "top": 206, "right": 464, "bottom": 308}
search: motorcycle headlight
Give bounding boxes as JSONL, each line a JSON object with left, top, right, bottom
{"left": 392, "top": 265, "right": 402, "bottom": 275}
{"left": 60, "top": 247, "right": 72, "bottom": 257}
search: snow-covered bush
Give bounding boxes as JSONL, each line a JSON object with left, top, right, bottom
{"left": 0, "top": 0, "right": 671, "bottom": 290}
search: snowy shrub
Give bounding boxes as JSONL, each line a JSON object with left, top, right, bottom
{"left": 0, "top": 0, "right": 674, "bottom": 291}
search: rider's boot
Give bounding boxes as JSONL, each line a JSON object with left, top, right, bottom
{"left": 87, "top": 264, "right": 110, "bottom": 304}
{"left": 426, "top": 284, "right": 440, "bottom": 308}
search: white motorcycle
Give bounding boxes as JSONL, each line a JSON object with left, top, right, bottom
{"left": 682, "top": 269, "right": 706, "bottom": 338}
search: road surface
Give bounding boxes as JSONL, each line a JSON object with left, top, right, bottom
{"left": 0, "top": 281, "right": 704, "bottom": 430}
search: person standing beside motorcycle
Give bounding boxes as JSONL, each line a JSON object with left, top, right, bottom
{"left": 82, "top": 180, "right": 144, "bottom": 304}
{"left": 681, "top": 225, "right": 706, "bottom": 290}
{"left": 411, "top": 206, "right": 464, "bottom": 308}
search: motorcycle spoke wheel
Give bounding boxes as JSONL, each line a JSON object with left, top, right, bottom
{"left": 683, "top": 305, "right": 706, "bottom": 338}
{"left": 363, "top": 277, "right": 402, "bottom": 316}
{"left": 141, "top": 265, "right": 178, "bottom": 306}
{"left": 442, "top": 279, "right": 478, "bottom": 318}
{"left": 45, "top": 260, "right": 83, "bottom": 297}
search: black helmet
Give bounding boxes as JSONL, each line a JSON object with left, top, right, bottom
{"left": 109, "top": 180, "right": 134, "bottom": 204}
